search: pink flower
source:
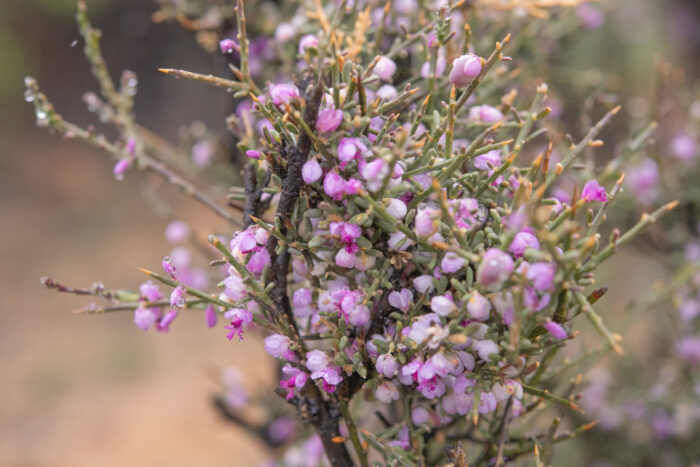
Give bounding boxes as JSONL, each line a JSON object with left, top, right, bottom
{"left": 269, "top": 83, "right": 300, "bottom": 106}
{"left": 376, "top": 353, "right": 399, "bottom": 377}
{"left": 526, "top": 262, "right": 556, "bottom": 291}
{"left": 474, "top": 339, "right": 499, "bottom": 361}
{"left": 323, "top": 171, "right": 346, "bottom": 200}
{"left": 374, "top": 56, "right": 397, "bottom": 81}
{"left": 581, "top": 179, "right": 608, "bottom": 202}
{"left": 170, "top": 285, "right": 186, "bottom": 308}
{"left": 298, "top": 34, "right": 319, "bottom": 53}
{"left": 335, "top": 248, "right": 356, "bottom": 268}
{"left": 317, "top": 108, "right": 343, "bottom": 133}
{"left": 420, "top": 55, "right": 446, "bottom": 79}
{"left": 468, "top": 105, "right": 503, "bottom": 124}
{"left": 467, "top": 292, "right": 491, "bottom": 321}
{"left": 375, "top": 381, "right": 400, "bottom": 403}
{"left": 337, "top": 137, "right": 367, "bottom": 162}
{"left": 441, "top": 252, "right": 465, "bottom": 274}
{"left": 388, "top": 288, "right": 413, "bottom": 312}
{"left": 302, "top": 158, "right": 323, "bottom": 184}
{"left": 280, "top": 364, "right": 309, "bottom": 400}
{"left": 134, "top": 306, "right": 158, "bottom": 331}
{"left": 224, "top": 308, "right": 253, "bottom": 341}
{"left": 474, "top": 150, "right": 502, "bottom": 170}
{"left": 140, "top": 281, "right": 163, "bottom": 302}
{"left": 626, "top": 158, "right": 659, "bottom": 204}
{"left": 431, "top": 295, "right": 456, "bottom": 316}
{"left": 386, "top": 199, "right": 407, "bottom": 219}
{"left": 246, "top": 248, "right": 270, "bottom": 276}
{"left": 449, "top": 53, "right": 482, "bottom": 88}
{"left": 415, "top": 208, "right": 438, "bottom": 237}
{"left": 245, "top": 150, "right": 261, "bottom": 159}
{"left": 670, "top": 133, "right": 697, "bottom": 162}
{"left": 219, "top": 38, "right": 239, "bottom": 54}
{"left": 478, "top": 248, "right": 514, "bottom": 287}
{"left": 156, "top": 309, "right": 178, "bottom": 332}
{"left": 205, "top": 305, "right": 217, "bottom": 328}
{"left": 264, "top": 334, "right": 292, "bottom": 359}
{"left": 413, "top": 275, "right": 434, "bottom": 294}
{"left": 543, "top": 321, "right": 567, "bottom": 340}
{"left": 509, "top": 231, "right": 540, "bottom": 258}
{"left": 165, "top": 220, "right": 190, "bottom": 244}
{"left": 113, "top": 158, "right": 131, "bottom": 180}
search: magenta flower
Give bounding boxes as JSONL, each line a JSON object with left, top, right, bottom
{"left": 140, "top": 281, "right": 163, "bottom": 302}
{"left": 245, "top": 150, "right": 261, "bottom": 159}
{"left": 162, "top": 256, "right": 178, "bottom": 280}
{"left": 113, "top": 158, "right": 131, "bottom": 180}
{"left": 317, "top": 108, "right": 343, "bottom": 133}
{"left": 377, "top": 85, "right": 398, "bottom": 101}
{"left": 219, "top": 38, "right": 239, "bottom": 54}
{"left": 420, "top": 55, "right": 446, "bottom": 79}
{"left": 302, "top": 158, "right": 323, "bottom": 184}
{"left": 543, "top": 321, "right": 567, "bottom": 340}
{"left": 269, "top": 83, "right": 300, "bottom": 106}
{"left": 165, "top": 220, "right": 190, "bottom": 244}
{"left": 224, "top": 308, "right": 253, "bottom": 341}
{"left": 323, "top": 171, "right": 346, "bottom": 200}
{"left": 279, "top": 364, "right": 309, "bottom": 400}
{"left": 581, "top": 179, "right": 608, "bottom": 202}
{"left": 170, "top": 285, "right": 186, "bottom": 308}
{"left": 204, "top": 305, "right": 217, "bottom": 328}
{"left": 670, "top": 132, "right": 697, "bottom": 162}
{"left": 156, "top": 309, "right": 178, "bottom": 332}
{"left": 337, "top": 137, "right": 367, "bottom": 162}
{"left": 449, "top": 53, "right": 482, "bottom": 88}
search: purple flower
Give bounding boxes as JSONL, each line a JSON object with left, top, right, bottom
{"left": 474, "top": 339, "right": 499, "bottom": 361}
{"left": 113, "top": 158, "right": 131, "bottom": 180}
{"left": 165, "top": 220, "right": 190, "bottom": 244}
{"left": 162, "top": 256, "right": 178, "bottom": 280}
{"left": 421, "top": 55, "right": 446, "bottom": 79}
{"left": 192, "top": 141, "right": 213, "bottom": 167}
{"left": 581, "top": 179, "right": 608, "bottom": 202}
{"left": 388, "top": 288, "right": 413, "bottom": 312}
{"left": 205, "top": 305, "right": 217, "bottom": 328}
{"left": 269, "top": 83, "right": 300, "bottom": 106}
{"left": 156, "top": 309, "right": 178, "bottom": 332}
{"left": 374, "top": 56, "right": 397, "bottom": 81}
{"left": 449, "top": 53, "right": 482, "bottom": 88}
{"left": 134, "top": 306, "right": 157, "bottom": 331}
{"left": 302, "top": 158, "right": 323, "bottom": 184}
{"left": 376, "top": 353, "right": 399, "bottom": 377}
{"left": 170, "top": 285, "right": 186, "bottom": 308}
{"left": 576, "top": 3, "right": 605, "bottom": 29}
{"left": 219, "top": 38, "right": 239, "bottom": 54}
{"left": 335, "top": 248, "right": 356, "bottom": 268}
{"left": 224, "top": 308, "right": 253, "bottom": 341}
{"left": 347, "top": 304, "right": 370, "bottom": 327}
{"left": 317, "top": 108, "right": 343, "bottom": 133}
{"left": 386, "top": 199, "right": 407, "bottom": 219}
{"left": 431, "top": 295, "right": 456, "bottom": 316}
{"left": 474, "top": 150, "right": 502, "bottom": 170}
{"left": 264, "top": 334, "right": 291, "bottom": 359}
{"left": 467, "top": 292, "right": 491, "bottom": 321}
{"left": 509, "top": 231, "right": 540, "bottom": 258}
{"left": 468, "top": 105, "right": 503, "bottom": 124}
{"left": 543, "top": 321, "right": 567, "bottom": 340}
{"left": 676, "top": 336, "right": 700, "bottom": 363}
{"left": 413, "top": 275, "right": 435, "bottom": 294}
{"left": 246, "top": 248, "right": 270, "bottom": 276}
{"left": 274, "top": 22, "right": 296, "bottom": 42}
{"left": 323, "top": 171, "right": 346, "bottom": 200}
{"left": 670, "top": 133, "right": 697, "bottom": 162}
{"left": 245, "top": 150, "right": 261, "bottom": 159}
{"left": 441, "top": 252, "right": 465, "bottom": 274}
{"left": 375, "top": 381, "right": 400, "bottom": 403}
{"left": 415, "top": 208, "right": 438, "bottom": 237}
{"left": 361, "top": 158, "right": 390, "bottom": 191}
{"left": 526, "top": 262, "right": 556, "bottom": 291}
{"left": 279, "top": 364, "right": 309, "bottom": 400}
{"left": 478, "top": 248, "right": 514, "bottom": 287}
{"left": 337, "top": 137, "right": 367, "bottom": 162}
{"left": 298, "top": 34, "right": 319, "bottom": 53}
{"left": 377, "top": 85, "right": 398, "bottom": 101}
{"left": 140, "top": 281, "right": 163, "bottom": 302}
{"left": 626, "top": 158, "right": 659, "bottom": 204}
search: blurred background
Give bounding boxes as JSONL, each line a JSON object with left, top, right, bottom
{"left": 0, "top": 0, "right": 698, "bottom": 466}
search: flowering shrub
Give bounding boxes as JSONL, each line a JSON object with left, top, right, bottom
{"left": 27, "top": 0, "right": 698, "bottom": 465}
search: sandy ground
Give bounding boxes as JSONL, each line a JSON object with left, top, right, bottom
{"left": 0, "top": 126, "right": 272, "bottom": 466}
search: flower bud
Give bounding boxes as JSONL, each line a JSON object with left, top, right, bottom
{"left": 317, "top": 108, "right": 343, "bottom": 133}
{"left": 477, "top": 248, "right": 514, "bottom": 287}
{"left": 467, "top": 292, "right": 491, "bottom": 321}
{"left": 449, "top": 53, "right": 482, "bottom": 88}
{"left": 302, "top": 158, "right": 323, "bottom": 184}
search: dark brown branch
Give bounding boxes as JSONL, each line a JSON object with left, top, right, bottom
{"left": 212, "top": 395, "right": 282, "bottom": 448}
